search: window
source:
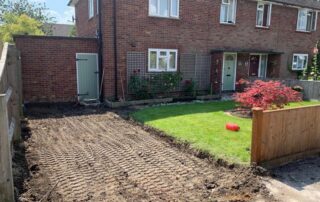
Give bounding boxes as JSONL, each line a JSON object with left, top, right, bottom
{"left": 259, "top": 55, "right": 268, "bottom": 78}
{"left": 256, "top": 2, "right": 272, "bottom": 27}
{"left": 148, "top": 49, "right": 178, "bottom": 72}
{"left": 220, "top": 0, "right": 237, "bottom": 24}
{"left": 292, "top": 54, "right": 308, "bottom": 70}
{"left": 88, "top": 0, "right": 94, "bottom": 18}
{"left": 297, "top": 8, "right": 317, "bottom": 32}
{"left": 149, "top": 0, "right": 179, "bottom": 18}
{"left": 97, "top": 0, "right": 99, "bottom": 15}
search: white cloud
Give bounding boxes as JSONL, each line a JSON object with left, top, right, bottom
{"left": 46, "top": 7, "right": 75, "bottom": 25}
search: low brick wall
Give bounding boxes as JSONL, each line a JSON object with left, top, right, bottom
{"left": 15, "top": 36, "right": 98, "bottom": 103}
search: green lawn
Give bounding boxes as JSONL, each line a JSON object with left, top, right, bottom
{"left": 131, "top": 100, "right": 320, "bottom": 165}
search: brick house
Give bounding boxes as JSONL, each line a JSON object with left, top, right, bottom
{"left": 15, "top": 0, "right": 320, "bottom": 103}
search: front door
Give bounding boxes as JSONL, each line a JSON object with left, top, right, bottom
{"left": 223, "top": 53, "right": 237, "bottom": 91}
{"left": 76, "top": 53, "right": 99, "bottom": 101}
{"left": 249, "top": 55, "right": 260, "bottom": 77}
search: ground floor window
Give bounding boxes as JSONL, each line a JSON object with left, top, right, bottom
{"left": 249, "top": 54, "right": 268, "bottom": 78}
{"left": 148, "top": 49, "right": 178, "bottom": 72}
{"left": 292, "top": 54, "right": 308, "bottom": 71}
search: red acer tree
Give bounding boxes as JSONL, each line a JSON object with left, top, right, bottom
{"left": 234, "top": 80, "right": 302, "bottom": 110}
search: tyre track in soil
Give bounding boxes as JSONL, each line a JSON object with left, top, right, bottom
{"left": 18, "top": 107, "right": 273, "bottom": 202}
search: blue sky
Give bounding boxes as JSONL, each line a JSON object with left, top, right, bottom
{"left": 30, "top": 0, "right": 75, "bottom": 24}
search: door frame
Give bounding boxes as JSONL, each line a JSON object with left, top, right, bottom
{"left": 76, "top": 53, "right": 99, "bottom": 101}
{"left": 249, "top": 53, "right": 268, "bottom": 78}
{"left": 222, "top": 52, "right": 237, "bottom": 91}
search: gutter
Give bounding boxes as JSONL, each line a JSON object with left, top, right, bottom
{"left": 98, "top": 0, "right": 104, "bottom": 102}
{"left": 113, "top": 0, "right": 118, "bottom": 100}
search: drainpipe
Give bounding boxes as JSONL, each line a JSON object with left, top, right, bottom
{"left": 98, "top": 0, "right": 104, "bottom": 102}
{"left": 112, "top": 0, "right": 118, "bottom": 100}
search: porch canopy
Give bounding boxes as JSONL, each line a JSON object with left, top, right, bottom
{"left": 210, "top": 48, "right": 283, "bottom": 55}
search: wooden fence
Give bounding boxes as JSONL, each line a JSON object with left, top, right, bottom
{"left": 251, "top": 105, "right": 320, "bottom": 167}
{"left": 0, "top": 43, "right": 22, "bottom": 202}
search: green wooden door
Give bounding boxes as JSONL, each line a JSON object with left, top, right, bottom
{"left": 76, "top": 53, "right": 99, "bottom": 101}
{"left": 223, "top": 54, "right": 237, "bottom": 91}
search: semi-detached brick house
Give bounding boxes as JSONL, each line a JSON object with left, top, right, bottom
{"left": 15, "top": 0, "right": 320, "bottom": 103}
{"left": 68, "top": 0, "right": 320, "bottom": 101}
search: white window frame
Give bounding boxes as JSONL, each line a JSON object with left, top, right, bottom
{"left": 149, "top": 0, "right": 180, "bottom": 19}
{"left": 88, "top": 0, "right": 94, "bottom": 19}
{"left": 297, "top": 8, "right": 318, "bottom": 32}
{"left": 292, "top": 54, "right": 308, "bottom": 71}
{"left": 256, "top": 2, "right": 272, "bottom": 28}
{"left": 96, "top": 0, "right": 99, "bottom": 15}
{"left": 148, "top": 49, "right": 178, "bottom": 72}
{"left": 220, "top": 0, "right": 237, "bottom": 24}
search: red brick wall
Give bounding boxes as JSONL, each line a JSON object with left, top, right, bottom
{"left": 15, "top": 36, "right": 98, "bottom": 103}
{"left": 75, "top": 0, "right": 320, "bottom": 99}
{"left": 75, "top": 0, "right": 98, "bottom": 37}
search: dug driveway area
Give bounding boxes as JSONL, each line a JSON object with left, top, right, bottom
{"left": 15, "top": 105, "right": 272, "bottom": 202}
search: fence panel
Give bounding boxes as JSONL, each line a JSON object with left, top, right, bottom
{"left": 251, "top": 105, "right": 320, "bottom": 167}
{"left": 0, "top": 43, "right": 22, "bottom": 202}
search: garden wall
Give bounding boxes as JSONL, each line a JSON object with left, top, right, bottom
{"left": 251, "top": 106, "right": 320, "bottom": 167}
{"left": 14, "top": 35, "right": 98, "bottom": 103}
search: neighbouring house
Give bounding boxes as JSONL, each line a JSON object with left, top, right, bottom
{"left": 44, "top": 23, "right": 75, "bottom": 37}
{"left": 14, "top": 0, "right": 320, "bottom": 103}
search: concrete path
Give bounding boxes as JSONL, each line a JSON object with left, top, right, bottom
{"left": 265, "top": 157, "right": 320, "bottom": 202}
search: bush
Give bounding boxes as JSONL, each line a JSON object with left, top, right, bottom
{"left": 234, "top": 80, "right": 302, "bottom": 110}
{"left": 128, "top": 74, "right": 151, "bottom": 100}
{"left": 183, "top": 79, "right": 196, "bottom": 96}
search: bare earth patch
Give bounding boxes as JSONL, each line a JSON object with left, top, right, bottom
{"left": 14, "top": 105, "right": 274, "bottom": 201}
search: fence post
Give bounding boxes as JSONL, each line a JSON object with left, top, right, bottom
{"left": 251, "top": 107, "right": 264, "bottom": 165}
{"left": 0, "top": 94, "right": 14, "bottom": 202}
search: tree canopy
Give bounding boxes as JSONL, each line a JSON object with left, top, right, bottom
{"left": 0, "top": 13, "right": 44, "bottom": 43}
{"left": 0, "top": 0, "right": 54, "bottom": 24}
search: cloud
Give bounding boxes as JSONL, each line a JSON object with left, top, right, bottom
{"left": 46, "top": 7, "right": 75, "bottom": 25}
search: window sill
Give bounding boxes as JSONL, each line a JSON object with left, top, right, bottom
{"left": 255, "top": 26, "right": 270, "bottom": 30}
{"left": 149, "top": 15, "right": 180, "bottom": 20}
{"left": 220, "top": 22, "right": 236, "bottom": 26}
{"left": 295, "top": 30, "right": 312, "bottom": 34}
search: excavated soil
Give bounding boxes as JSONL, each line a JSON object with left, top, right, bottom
{"left": 14, "top": 104, "right": 274, "bottom": 202}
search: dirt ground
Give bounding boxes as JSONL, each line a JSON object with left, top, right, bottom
{"left": 13, "top": 104, "right": 274, "bottom": 202}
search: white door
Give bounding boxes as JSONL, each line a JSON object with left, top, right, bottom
{"left": 76, "top": 53, "right": 99, "bottom": 101}
{"left": 222, "top": 53, "right": 237, "bottom": 91}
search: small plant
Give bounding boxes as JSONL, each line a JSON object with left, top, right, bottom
{"left": 234, "top": 80, "right": 302, "bottom": 110}
{"left": 183, "top": 79, "right": 196, "bottom": 96}
{"left": 128, "top": 70, "right": 151, "bottom": 100}
{"left": 150, "top": 72, "right": 182, "bottom": 96}
{"left": 236, "top": 79, "right": 250, "bottom": 92}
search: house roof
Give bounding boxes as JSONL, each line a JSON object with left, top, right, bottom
{"left": 67, "top": 0, "right": 320, "bottom": 9}
{"left": 68, "top": 0, "right": 79, "bottom": 7}
{"left": 268, "top": 0, "right": 320, "bottom": 10}
{"left": 44, "top": 23, "right": 74, "bottom": 37}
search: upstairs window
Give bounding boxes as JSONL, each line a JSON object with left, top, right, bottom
{"left": 149, "top": 0, "right": 179, "bottom": 18}
{"left": 220, "top": 0, "right": 237, "bottom": 24}
{"left": 297, "top": 8, "right": 317, "bottom": 32}
{"left": 256, "top": 2, "right": 272, "bottom": 27}
{"left": 148, "top": 49, "right": 178, "bottom": 72}
{"left": 88, "top": 0, "right": 94, "bottom": 18}
{"left": 292, "top": 54, "right": 308, "bottom": 70}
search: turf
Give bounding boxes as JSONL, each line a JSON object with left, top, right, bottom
{"left": 131, "top": 100, "right": 320, "bottom": 164}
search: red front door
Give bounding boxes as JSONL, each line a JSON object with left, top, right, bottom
{"left": 249, "top": 55, "right": 260, "bottom": 77}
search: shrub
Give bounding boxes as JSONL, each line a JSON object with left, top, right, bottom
{"left": 183, "top": 79, "right": 196, "bottom": 96}
{"left": 128, "top": 74, "right": 151, "bottom": 100}
{"left": 236, "top": 79, "right": 250, "bottom": 92}
{"left": 234, "top": 80, "right": 302, "bottom": 110}
{"left": 150, "top": 72, "right": 182, "bottom": 96}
